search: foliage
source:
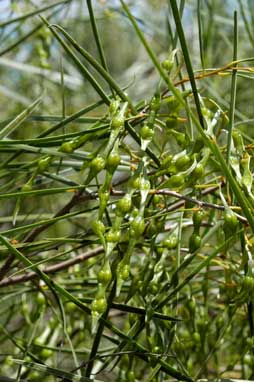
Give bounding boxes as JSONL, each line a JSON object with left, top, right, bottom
{"left": 1, "top": 0, "right": 254, "bottom": 381}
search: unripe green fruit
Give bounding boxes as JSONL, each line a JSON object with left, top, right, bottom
{"left": 232, "top": 130, "right": 244, "bottom": 151}
{"left": 161, "top": 59, "right": 173, "bottom": 71}
{"left": 224, "top": 210, "right": 238, "bottom": 232}
{"left": 90, "top": 156, "right": 105, "bottom": 172}
{"left": 166, "top": 96, "right": 180, "bottom": 112}
{"left": 91, "top": 298, "right": 107, "bottom": 313}
{"left": 131, "top": 176, "right": 142, "bottom": 189}
{"left": 175, "top": 155, "right": 191, "bottom": 170}
{"left": 167, "top": 174, "right": 185, "bottom": 188}
{"left": 140, "top": 178, "right": 150, "bottom": 191}
{"left": 22, "top": 183, "right": 32, "bottom": 192}
{"left": 120, "top": 264, "right": 130, "bottom": 280}
{"left": 163, "top": 235, "right": 178, "bottom": 249}
{"left": 189, "top": 233, "right": 201, "bottom": 253}
{"left": 166, "top": 116, "right": 178, "bottom": 129}
{"left": 192, "top": 331, "right": 201, "bottom": 344}
{"left": 130, "top": 218, "right": 145, "bottom": 238}
{"left": 117, "top": 194, "right": 132, "bottom": 214}
{"left": 175, "top": 132, "right": 187, "bottom": 147}
{"left": 192, "top": 162, "right": 205, "bottom": 179}
{"left": 149, "top": 280, "right": 158, "bottom": 295}
{"left": 40, "top": 348, "right": 53, "bottom": 359}
{"left": 92, "top": 220, "right": 106, "bottom": 236}
{"left": 140, "top": 125, "right": 154, "bottom": 140}
{"left": 97, "top": 262, "right": 112, "bottom": 285}
{"left": 193, "top": 209, "right": 205, "bottom": 229}
{"left": 60, "top": 141, "right": 74, "bottom": 153}
{"left": 109, "top": 100, "right": 119, "bottom": 115}
{"left": 147, "top": 221, "right": 158, "bottom": 237}
{"left": 38, "top": 156, "right": 51, "bottom": 172}
{"left": 161, "top": 155, "right": 173, "bottom": 168}
{"left": 65, "top": 302, "right": 76, "bottom": 313}
{"left": 152, "top": 346, "right": 160, "bottom": 354}
{"left": 106, "top": 152, "right": 121, "bottom": 170}
{"left": 36, "top": 292, "right": 45, "bottom": 306}
{"left": 29, "top": 371, "right": 40, "bottom": 380}
{"left": 153, "top": 194, "right": 162, "bottom": 204}
{"left": 97, "top": 269, "right": 112, "bottom": 285}
{"left": 187, "top": 298, "right": 196, "bottom": 313}
{"left": 22, "top": 303, "right": 29, "bottom": 315}
{"left": 106, "top": 229, "right": 121, "bottom": 243}
{"left": 111, "top": 115, "right": 125, "bottom": 129}
{"left": 150, "top": 96, "right": 161, "bottom": 112}
{"left": 246, "top": 337, "right": 254, "bottom": 348}
{"left": 4, "top": 355, "right": 13, "bottom": 366}
{"left": 243, "top": 353, "right": 254, "bottom": 366}
{"left": 126, "top": 370, "right": 135, "bottom": 382}
{"left": 242, "top": 276, "right": 254, "bottom": 290}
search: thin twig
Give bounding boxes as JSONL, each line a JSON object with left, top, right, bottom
{"left": 0, "top": 246, "right": 103, "bottom": 288}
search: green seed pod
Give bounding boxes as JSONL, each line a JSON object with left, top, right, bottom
{"left": 147, "top": 221, "right": 158, "bottom": 237}
{"left": 149, "top": 280, "right": 158, "bottom": 295}
{"left": 187, "top": 298, "right": 196, "bottom": 314}
{"left": 166, "top": 96, "right": 181, "bottom": 113}
{"left": 106, "top": 229, "right": 121, "bottom": 243}
{"left": 175, "top": 132, "right": 187, "bottom": 147}
{"left": 175, "top": 154, "right": 191, "bottom": 170}
{"left": 111, "top": 115, "right": 125, "bottom": 129}
{"left": 130, "top": 217, "right": 145, "bottom": 238}
{"left": 38, "top": 156, "right": 51, "bottom": 172}
{"left": 60, "top": 141, "right": 75, "bottom": 153}
{"left": 65, "top": 302, "right": 77, "bottom": 313}
{"left": 161, "top": 58, "right": 174, "bottom": 72}
{"left": 216, "top": 316, "right": 224, "bottom": 330}
{"left": 92, "top": 220, "right": 106, "bottom": 236}
{"left": 243, "top": 353, "right": 254, "bottom": 366}
{"left": 189, "top": 233, "right": 201, "bottom": 253}
{"left": 106, "top": 152, "right": 121, "bottom": 172}
{"left": 167, "top": 174, "right": 185, "bottom": 188}
{"left": 99, "top": 187, "right": 110, "bottom": 204}
{"left": 22, "top": 183, "right": 32, "bottom": 192}
{"left": 131, "top": 176, "right": 142, "bottom": 190}
{"left": 193, "top": 209, "right": 205, "bottom": 230}
{"left": 36, "top": 292, "right": 45, "bottom": 307}
{"left": 126, "top": 370, "right": 135, "bottom": 382}
{"left": 192, "top": 331, "right": 201, "bottom": 344}
{"left": 150, "top": 95, "right": 161, "bottom": 112}
{"left": 140, "top": 124, "right": 154, "bottom": 140}
{"left": 161, "top": 155, "right": 173, "bottom": 168}
{"left": 246, "top": 337, "right": 254, "bottom": 348}
{"left": 242, "top": 276, "right": 254, "bottom": 290}
{"left": 232, "top": 130, "right": 244, "bottom": 154}
{"left": 120, "top": 264, "right": 130, "bottom": 280}
{"left": 97, "top": 261, "right": 112, "bottom": 285}
{"left": 91, "top": 298, "right": 107, "bottom": 314}
{"left": 29, "top": 371, "right": 40, "bottom": 380}
{"left": 140, "top": 178, "right": 150, "bottom": 191}
{"left": 153, "top": 195, "right": 162, "bottom": 204}
{"left": 163, "top": 235, "right": 178, "bottom": 250}
{"left": 223, "top": 209, "right": 238, "bottom": 233}
{"left": 192, "top": 135, "right": 205, "bottom": 153}
{"left": 90, "top": 156, "right": 105, "bottom": 173}
{"left": 192, "top": 162, "right": 205, "bottom": 179}
{"left": 40, "top": 348, "right": 53, "bottom": 359}
{"left": 117, "top": 194, "right": 132, "bottom": 214}
{"left": 166, "top": 115, "right": 178, "bottom": 129}
{"left": 152, "top": 346, "right": 160, "bottom": 354}
{"left": 109, "top": 99, "right": 120, "bottom": 115}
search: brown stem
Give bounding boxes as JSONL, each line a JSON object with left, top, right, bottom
{"left": 0, "top": 245, "right": 103, "bottom": 288}
{"left": 0, "top": 189, "right": 94, "bottom": 281}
